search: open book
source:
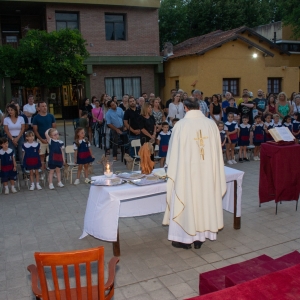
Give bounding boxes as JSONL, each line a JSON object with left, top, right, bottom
{"left": 268, "top": 127, "right": 295, "bottom": 142}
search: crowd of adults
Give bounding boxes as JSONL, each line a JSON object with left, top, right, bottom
{"left": 0, "top": 88, "right": 299, "bottom": 168}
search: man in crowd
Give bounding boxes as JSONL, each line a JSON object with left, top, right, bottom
{"left": 106, "top": 100, "right": 124, "bottom": 161}
{"left": 222, "top": 91, "right": 233, "bottom": 122}
{"left": 141, "top": 92, "right": 148, "bottom": 102}
{"left": 165, "top": 88, "right": 177, "bottom": 117}
{"left": 32, "top": 101, "right": 56, "bottom": 175}
{"left": 253, "top": 89, "right": 267, "bottom": 117}
{"left": 23, "top": 95, "right": 36, "bottom": 129}
{"left": 238, "top": 93, "right": 254, "bottom": 124}
{"left": 137, "top": 96, "right": 145, "bottom": 111}
{"left": 193, "top": 89, "right": 209, "bottom": 117}
{"left": 237, "top": 88, "right": 249, "bottom": 106}
{"left": 124, "top": 96, "right": 141, "bottom": 157}
{"left": 163, "top": 98, "right": 226, "bottom": 249}
{"left": 119, "top": 94, "right": 129, "bottom": 111}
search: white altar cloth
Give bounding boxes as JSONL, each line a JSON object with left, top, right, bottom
{"left": 80, "top": 167, "right": 244, "bottom": 242}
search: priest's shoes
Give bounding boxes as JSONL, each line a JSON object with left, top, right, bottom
{"left": 194, "top": 241, "right": 203, "bottom": 249}
{"left": 171, "top": 241, "right": 192, "bottom": 250}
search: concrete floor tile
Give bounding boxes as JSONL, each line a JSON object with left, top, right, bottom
{"left": 120, "top": 283, "right": 145, "bottom": 299}
{"left": 201, "top": 253, "right": 223, "bottom": 263}
{"left": 159, "top": 273, "right": 184, "bottom": 287}
{"left": 167, "top": 282, "right": 194, "bottom": 298}
{"left": 139, "top": 278, "right": 164, "bottom": 292}
{"left": 149, "top": 287, "right": 176, "bottom": 300}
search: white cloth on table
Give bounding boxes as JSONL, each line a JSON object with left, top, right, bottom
{"left": 80, "top": 167, "right": 244, "bottom": 242}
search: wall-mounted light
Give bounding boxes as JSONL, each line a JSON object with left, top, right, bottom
{"left": 252, "top": 53, "right": 258, "bottom": 58}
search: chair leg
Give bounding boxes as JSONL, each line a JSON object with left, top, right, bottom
{"left": 132, "top": 159, "right": 136, "bottom": 171}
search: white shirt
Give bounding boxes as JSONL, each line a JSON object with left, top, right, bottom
{"left": 168, "top": 102, "right": 185, "bottom": 119}
{"left": 22, "top": 142, "right": 39, "bottom": 150}
{"left": 73, "top": 139, "right": 91, "bottom": 150}
{"left": 3, "top": 116, "right": 25, "bottom": 136}
{"left": 292, "top": 102, "right": 300, "bottom": 114}
{"left": 157, "top": 131, "right": 171, "bottom": 140}
{"left": 23, "top": 103, "right": 36, "bottom": 124}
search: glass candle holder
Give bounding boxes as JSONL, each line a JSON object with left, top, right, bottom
{"left": 103, "top": 160, "right": 114, "bottom": 178}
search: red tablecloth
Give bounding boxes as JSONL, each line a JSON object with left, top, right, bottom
{"left": 259, "top": 143, "right": 300, "bottom": 204}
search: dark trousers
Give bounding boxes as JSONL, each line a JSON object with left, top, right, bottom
{"left": 111, "top": 129, "right": 119, "bottom": 157}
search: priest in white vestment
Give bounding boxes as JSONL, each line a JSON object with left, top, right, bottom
{"left": 163, "top": 98, "right": 226, "bottom": 249}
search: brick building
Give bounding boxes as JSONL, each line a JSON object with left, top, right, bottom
{"left": 0, "top": 0, "right": 162, "bottom": 119}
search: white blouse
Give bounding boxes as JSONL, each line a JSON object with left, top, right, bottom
{"left": 168, "top": 102, "right": 185, "bottom": 119}
{"left": 3, "top": 116, "right": 25, "bottom": 136}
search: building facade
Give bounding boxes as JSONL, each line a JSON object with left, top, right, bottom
{"left": 162, "top": 26, "right": 300, "bottom": 102}
{"left": 0, "top": 0, "right": 162, "bottom": 118}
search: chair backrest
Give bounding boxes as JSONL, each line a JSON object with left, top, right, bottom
{"left": 35, "top": 247, "right": 105, "bottom": 300}
{"left": 131, "top": 139, "right": 141, "bottom": 156}
{"left": 65, "top": 145, "right": 75, "bottom": 164}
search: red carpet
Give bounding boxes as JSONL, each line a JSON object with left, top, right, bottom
{"left": 225, "top": 251, "right": 300, "bottom": 287}
{"left": 189, "top": 251, "right": 300, "bottom": 300}
{"left": 199, "top": 255, "right": 273, "bottom": 294}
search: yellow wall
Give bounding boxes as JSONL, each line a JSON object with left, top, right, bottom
{"left": 163, "top": 37, "right": 299, "bottom": 102}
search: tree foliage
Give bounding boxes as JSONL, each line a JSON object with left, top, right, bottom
{"left": 159, "top": 0, "right": 284, "bottom": 48}
{"left": 278, "top": 0, "right": 300, "bottom": 38}
{"left": 16, "top": 29, "right": 89, "bottom": 88}
{"left": 0, "top": 45, "right": 18, "bottom": 78}
{"left": 0, "top": 28, "right": 89, "bottom": 92}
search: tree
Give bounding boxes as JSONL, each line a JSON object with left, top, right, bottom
{"left": 0, "top": 45, "right": 18, "bottom": 78}
{"left": 278, "top": 0, "right": 300, "bottom": 38}
{"left": 17, "top": 28, "right": 89, "bottom": 98}
{"left": 159, "top": 0, "right": 283, "bottom": 47}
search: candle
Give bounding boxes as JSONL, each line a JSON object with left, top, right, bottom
{"left": 104, "top": 163, "right": 113, "bottom": 177}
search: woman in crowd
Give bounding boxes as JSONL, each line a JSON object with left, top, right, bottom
{"left": 102, "top": 99, "right": 111, "bottom": 155}
{"left": 91, "top": 100, "right": 103, "bottom": 148}
{"left": 292, "top": 94, "right": 300, "bottom": 114}
{"left": 209, "top": 94, "right": 222, "bottom": 123}
{"left": 264, "top": 95, "right": 276, "bottom": 117}
{"left": 168, "top": 92, "right": 185, "bottom": 123}
{"left": 3, "top": 104, "right": 25, "bottom": 170}
{"left": 152, "top": 98, "right": 165, "bottom": 133}
{"left": 289, "top": 92, "right": 297, "bottom": 106}
{"left": 276, "top": 92, "right": 292, "bottom": 120}
{"left": 79, "top": 97, "right": 93, "bottom": 142}
{"left": 140, "top": 103, "right": 156, "bottom": 160}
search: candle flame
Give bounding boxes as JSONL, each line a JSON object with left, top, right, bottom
{"left": 106, "top": 163, "right": 110, "bottom": 172}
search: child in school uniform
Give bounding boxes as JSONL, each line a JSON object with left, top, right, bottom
{"left": 45, "top": 128, "right": 65, "bottom": 190}
{"left": 238, "top": 115, "right": 251, "bottom": 162}
{"left": 252, "top": 115, "right": 266, "bottom": 161}
{"left": 73, "top": 127, "right": 95, "bottom": 185}
{"left": 156, "top": 122, "right": 171, "bottom": 168}
{"left": 264, "top": 113, "right": 274, "bottom": 142}
{"left": 0, "top": 137, "right": 17, "bottom": 194}
{"left": 22, "top": 131, "right": 42, "bottom": 191}
{"left": 292, "top": 112, "right": 300, "bottom": 142}
{"left": 282, "top": 115, "right": 293, "bottom": 133}
{"left": 224, "top": 112, "right": 239, "bottom": 164}
{"left": 218, "top": 121, "right": 227, "bottom": 151}
{"left": 273, "top": 114, "right": 282, "bottom": 127}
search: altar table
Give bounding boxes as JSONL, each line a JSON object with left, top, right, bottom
{"left": 80, "top": 167, "right": 244, "bottom": 255}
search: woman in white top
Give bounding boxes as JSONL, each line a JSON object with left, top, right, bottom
{"left": 3, "top": 104, "right": 25, "bottom": 170}
{"left": 293, "top": 94, "right": 300, "bottom": 114}
{"left": 168, "top": 93, "right": 185, "bottom": 123}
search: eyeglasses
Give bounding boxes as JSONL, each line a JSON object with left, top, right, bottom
{"left": 52, "top": 133, "right": 59, "bottom": 136}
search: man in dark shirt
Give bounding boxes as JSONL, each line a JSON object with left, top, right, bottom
{"left": 238, "top": 93, "right": 254, "bottom": 124}
{"left": 124, "top": 96, "right": 141, "bottom": 157}
{"left": 165, "top": 88, "right": 177, "bottom": 117}
{"left": 253, "top": 89, "right": 267, "bottom": 117}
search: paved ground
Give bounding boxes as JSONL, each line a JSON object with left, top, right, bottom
{"left": 1, "top": 121, "right": 300, "bottom": 300}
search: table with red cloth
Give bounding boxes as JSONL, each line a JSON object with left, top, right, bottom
{"left": 259, "top": 143, "right": 300, "bottom": 204}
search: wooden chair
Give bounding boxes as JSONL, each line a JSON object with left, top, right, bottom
{"left": 27, "top": 246, "right": 119, "bottom": 300}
